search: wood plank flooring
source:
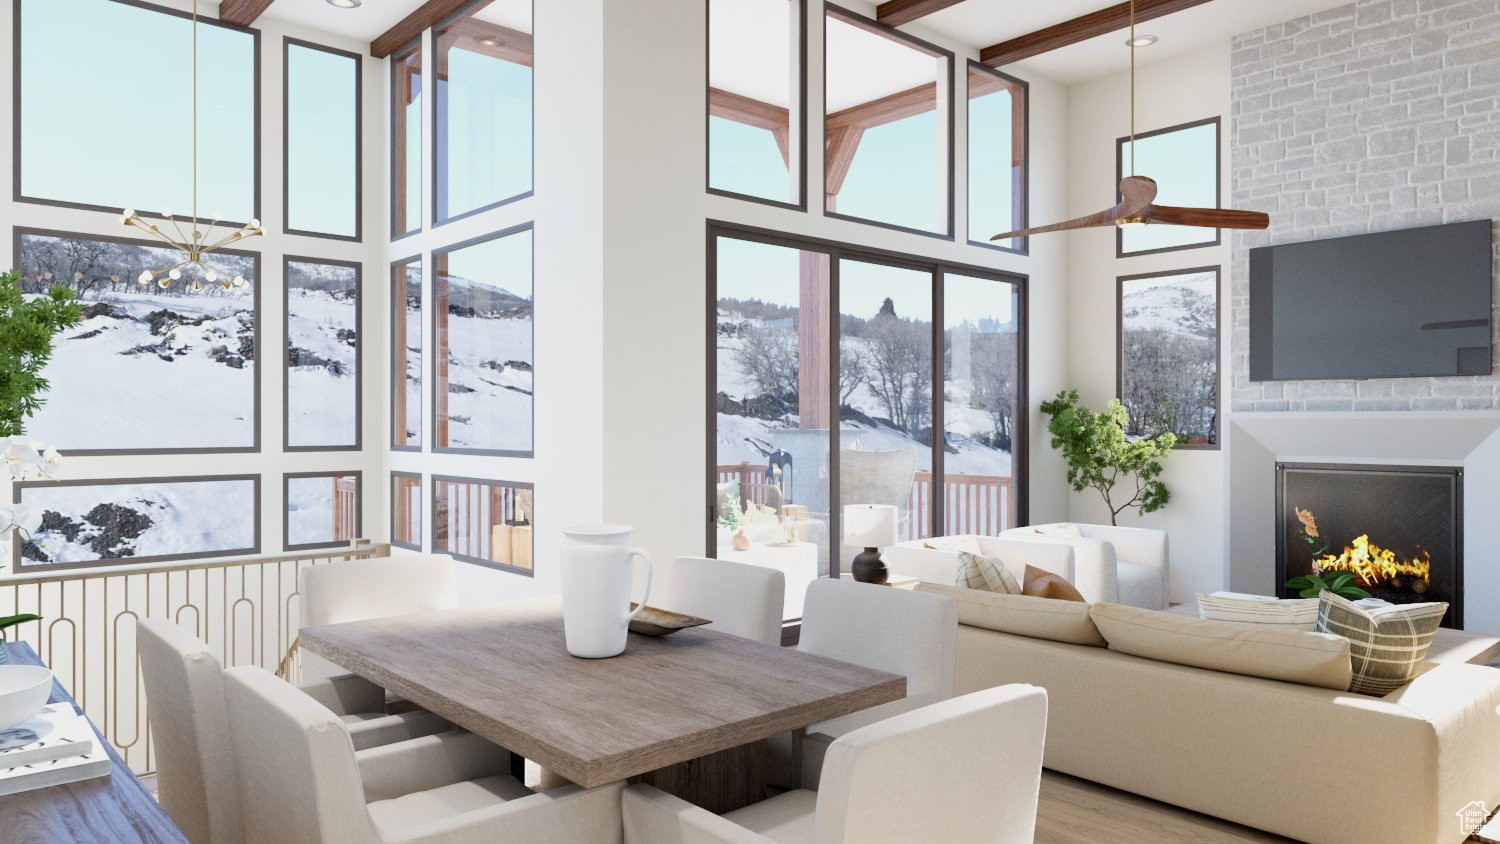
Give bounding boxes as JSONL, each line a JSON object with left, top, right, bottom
{"left": 1036, "top": 771, "right": 1298, "bottom": 844}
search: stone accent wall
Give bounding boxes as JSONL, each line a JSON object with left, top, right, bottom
{"left": 1230, "top": 0, "right": 1500, "bottom": 412}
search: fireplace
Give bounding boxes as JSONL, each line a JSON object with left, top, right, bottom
{"left": 1276, "top": 463, "right": 1462, "bottom": 628}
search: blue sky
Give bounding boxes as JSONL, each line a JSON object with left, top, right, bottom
{"left": 286, "top": 44, "right": 358, "bottom": 237}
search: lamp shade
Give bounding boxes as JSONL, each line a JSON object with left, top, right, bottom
{"left": 843, "top": 504, "right": 899, "bottom": 548}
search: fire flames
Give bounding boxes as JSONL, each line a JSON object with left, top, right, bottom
{"left": 1313, "top": 534, "right": 1432, "bottom": 592}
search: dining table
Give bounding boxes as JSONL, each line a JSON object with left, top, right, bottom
{"left": 299, "top": 595, "right": 905, "bottom": 813}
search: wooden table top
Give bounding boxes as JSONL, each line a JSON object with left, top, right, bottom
{"left": 301, "top": 596, "right": 906, "bottom": 788}
{"left": 0, "top": 643, "right": 186, "bottom": 844}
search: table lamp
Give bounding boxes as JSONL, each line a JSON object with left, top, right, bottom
{"left": 843, "top": 504, "right": 899, "bottom": 584}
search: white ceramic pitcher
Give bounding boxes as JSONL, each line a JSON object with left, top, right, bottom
{"left": 559, "top": 525, "right": 653, "bottom": 658}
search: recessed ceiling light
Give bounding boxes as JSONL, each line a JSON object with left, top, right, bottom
{"left": 1125, "top": 34, "right": 1158, "bottom": 48}
{"left": 326, "top": 0, "right": 361, "bottom": 8}
{"left": 478, "top": 36, "right": 501, "bottom": 47}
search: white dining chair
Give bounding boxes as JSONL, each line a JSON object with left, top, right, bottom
{"left": 664, "top": 556, "right": 785, "bottom": 645}
{"left": 623, "top": 684, "right": 1048, "bottom": 844}
{"left": 138, "top": 619, "right": 450, "bottom": 844}
{"left": 769, "top": 578, "right": 957, "bottom": 787}
{"left": 222, "top": 666, "right": 625, "bottom": 844}
{"left": 299, "top": 553, "right": 458, "bottom": 681}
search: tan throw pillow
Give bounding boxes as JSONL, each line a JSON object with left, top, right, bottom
{"left": 916, "top": 582, "right": 1105, "bottom": 647}
{"left": 1090, "top": 603, "right": 1352, "bottom": 690}
{"left": 1033, "top": 524, "right": 1083, "bottom": 538}
{"left": 1316, "top": 592, "right": 1448, "bottom": 696}
{"left": 1023, "top": 565, "right": 1086, "bottom": 602}
{"left": 1196, "top": 592, "right": 1320, "bottom": 631}
{"left": 955, "top": 551, "right": 1022, "bottom": 595}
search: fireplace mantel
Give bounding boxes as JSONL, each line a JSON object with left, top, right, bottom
{"left": 1227, "top": 411, "right": 1500, "bottom": 633}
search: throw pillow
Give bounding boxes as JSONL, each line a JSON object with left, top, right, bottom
{"left": 1197, "top": 592, "right": 1319, "bottom": 630}
{"left": 1316, "top": 592, "right": 1448, "bottom": 696}
{"left": 955, "top": 551, "right": 1022, "bottom": 595}
{"left": 1034, "top": 524, "right": 1083, "bottom": 538}
{"left": 1022, "top": 565, "right": 1086, "bottom": 602}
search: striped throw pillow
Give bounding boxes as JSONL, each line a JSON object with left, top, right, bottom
{"left": 1197, "top": 593, "right": 1320, "bottom": 630}
{"left": 1316, "top": 592, "right": 1447, "bottom": 696}
{"left": 956, "top": 551, "right": 1022, "bottom": 595}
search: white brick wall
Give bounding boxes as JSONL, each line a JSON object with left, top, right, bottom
{"left": 1230, "top": 0, "right": 1500, "bottom": 411}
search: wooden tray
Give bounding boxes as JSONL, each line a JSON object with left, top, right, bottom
{"left": 628, "top": 604, "right": 711, "bottom": 637}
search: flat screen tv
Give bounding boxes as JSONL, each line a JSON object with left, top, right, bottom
{"left": 1249, "top": 220, "right": 1493, "bottom": 381}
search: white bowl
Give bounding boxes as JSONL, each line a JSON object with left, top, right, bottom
{"left": 0, "top": 666, "right": 54, "bottom": 730}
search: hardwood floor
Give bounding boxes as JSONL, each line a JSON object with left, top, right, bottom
{"left": 1036, "top": 771, "right": 1296, "bottom": 844}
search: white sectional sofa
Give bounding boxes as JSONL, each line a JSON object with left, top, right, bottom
{"left": 883, "top": 534, "right": 1079, "bottom": 594}
{"left": 1001, "top": 522, "right": 1169, "bottom": 609}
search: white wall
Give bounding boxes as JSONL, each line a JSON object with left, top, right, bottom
{"left": 1060, "top": 44, "right": 1233, "bottom": 602}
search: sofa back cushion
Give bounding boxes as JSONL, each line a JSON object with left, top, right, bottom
{"left": 917, "top": 583, "right": 1105, "bottom": 647}
{"left": 1023, "top": 566, "right": 1086, "bottom": 602}
{"left": 1317, "top": 592, "right": 1448, "bottom": 696}
{"left": 1091, "top": 603, "right": 1352, "bottom": 690}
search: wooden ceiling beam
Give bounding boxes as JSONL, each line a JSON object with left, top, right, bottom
{"left": 826, "top": 82, "right": 937, "bottom": 132}
{"left": 372, "top": 0, "right": 492, "bottom": 59}
{"left": 218, "top": 0, "right": 275, "bottom": 27}
{"left": 979, "top": 0, "right": 1214, "bottom": 67}
{"left": 438, "top": 18, "right": 533, "bottom": 68}
{"left": 875, "top": 0, "right": 966, "bottom": 28}
{"left": 708, "top": 88, "right": 789, "bottom": 132}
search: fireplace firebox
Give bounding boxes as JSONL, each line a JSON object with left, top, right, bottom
{"left": 1275, "top": 463, "right": 1462, "bottom": 628}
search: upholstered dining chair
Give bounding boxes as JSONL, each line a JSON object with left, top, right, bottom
{"left": 222, "top": 666, "right": 625, "bottom": 844}
{"left": 623, "top": 684, "right": 1048, "bottom": 844}
{"left": 663, "top": 556, "right": 785, "bottom": 645}
{"left": 770, "top": 578, "right": 957, "bottom": 787}
{"left": 299, "top": 553, "right": 459, "bottom": 681}
{"left": 138, "top": 619, "right": 450, "bottom": 844}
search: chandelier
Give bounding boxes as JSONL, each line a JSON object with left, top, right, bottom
{"left": 120, "top": 0, "right": 262, "bottom": 291}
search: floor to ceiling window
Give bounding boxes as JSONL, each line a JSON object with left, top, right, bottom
{"left": 709, "top": 227, "right": 1025, "bottom": 621}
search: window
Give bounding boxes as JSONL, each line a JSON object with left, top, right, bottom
{"left": 1119, "top": 268, "right": 1219, "bottom": 447}
{"left": 1117, "top": 117, "right": 1220, "bottom": 256}
{"left": 285, "top": 472, "right": 361, "bottom": 550}
{"left": 967, "top": 63, "right": 1026, "bottom": 251}
{"left": 824, "top": 8, "right": 951, "bottom": 235}
{"left": 392, "top": 38, "right": 423, "bottom": 238}
{"left": 838, "top": 258, "right": 933, "bottom": 542}
{"left": 15, "top": 476, "right": 259, "bottom": 570}
{"left": 18, "top": 0, "right": 257, "bottom": 221}
{"left": 432, "top": 476, "right": 533, "bottom": 574}
{"left": 708, "top": 0, "right": 802, "bottom": 206}
{"left": 433, "top": 226, "right": 534, "bottom": 455}
{"left": 392, "top": 256, "right": 423, "bottom": 450}
{"left": 392, "top": 472, "right": 423, "bottom": 549}
{"left": 16, "top": 229, "right": 259, "bottom": 454}
{"left": 434, "top": 0, "right": 533, "bottom": 223}
{"left": 285, "top": 39, "right": 361, "bottom": 240}
{"left": 943, "top": 272, "right": 1022, "bottom": 532}
{"left": 713, "top": 236, "right": 831, "bottom": 622}
{"left": 709, "top": 228, "right": 1027, "bottom": 621}
{"left": 286, "top": 258, "right": 360, "bottom": 450}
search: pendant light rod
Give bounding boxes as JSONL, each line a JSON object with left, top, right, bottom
{"left": 1129, "top": 0, "right": 1136, "bottom": 177}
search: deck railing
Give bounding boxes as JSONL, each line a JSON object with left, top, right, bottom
{"left": 0, "top": 541, "right": 389, "bottom": 773}
{"left": 716, "top": 463, "right": 1016, "bottom": 540}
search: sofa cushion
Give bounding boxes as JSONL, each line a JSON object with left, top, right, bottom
{"left": 955, "top": 551, "right": 1021, "bottom": 595}
{"left": 916, "top": 582, "right": 1105, "bottom": 647}
{"left": 1090, "top": 603, "right": 1352, "bottom": 690}
{"left": 1197, "top": 592, "right": 1319, "bottom": 631}
{"left": 1316, "top": 592, "right": 1448, "bottom": 696}
{"left": 1022, "top": 565, "right": 1085, "bottom": 602}
{"left": 1033, "top": 524, "right": 1083, "bottom": 538}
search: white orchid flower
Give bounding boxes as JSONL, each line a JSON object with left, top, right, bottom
{"left": 39, "top": 447, "right": 62, "bottom": 479}
{"left": 7, "top": 446, "right": 42, "bottom": 480}
{"left": 7, "top": 503, "right": 41, "bottom": 536}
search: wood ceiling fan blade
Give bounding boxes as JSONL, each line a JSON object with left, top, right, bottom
{"left": 1144, "top": 205, "right": 1270, "bottom": 230}
{"left": 991, "top": 203, "right": 1128, "bottom": 241}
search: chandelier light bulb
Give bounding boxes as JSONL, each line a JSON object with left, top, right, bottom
{"left": 169, "top": 268, "right": 182, "bottom": 280}
{"left": 138, "top": 271, "right": 153, "bottom": 284}
{"left": 159, "top": 278, "right": 171, "bottom": 289}
{"left": 162, "top": 207, "right": 173, "bottom": 218}
{"left": 247, "top": 218, "right": 261, "bottom": 230}
{"left": 206, "top": 270, "right": 218, "bottom": 282}
{"left": 233, "top": 275, "right": 247, "bottom": 288}
{"left": 191, "top": 279, "right": 203, "bottom": 292}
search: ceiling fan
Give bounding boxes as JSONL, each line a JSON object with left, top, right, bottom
{"left": 990, "top": 0, "right": 1269, "bottom": 242}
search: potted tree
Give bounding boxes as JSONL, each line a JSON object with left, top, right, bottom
{"left": 1040, "top": 390, "right": 1175, "bottom": 526}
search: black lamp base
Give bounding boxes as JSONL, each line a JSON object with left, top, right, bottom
{"left": 851, "top": 547, "right": 888, "bottom": 584}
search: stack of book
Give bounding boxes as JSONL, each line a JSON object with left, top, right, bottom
{"left": 0, "top": 703, "right": 110, "bottom": 795}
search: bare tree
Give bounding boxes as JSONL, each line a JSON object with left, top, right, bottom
{"left": 839, "top": 341, "right": 866, "bottom": 405}
{"left": 733, "top": 325, "right": 799, "bottom": 399}
{"left": 1121, "top": 328, "right": 1216, "bottom": 444}
{"left": 971, "top": 331, "right": 1017, "bottom": 451}
{"left": 863, "top": 314, "right": 931, "bottom": 435}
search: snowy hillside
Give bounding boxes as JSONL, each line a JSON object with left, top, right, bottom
{"left": 1119, "top": 271, "right": 1216, "bottom": 338}
{"left": 439, "top": 274, "right": 533, "bottom": 452}
{"left": 21, "top": 479, "right": 257, "bottom": 567}
{"left": 286, "top": 261, "right": 358, "bottom": 447}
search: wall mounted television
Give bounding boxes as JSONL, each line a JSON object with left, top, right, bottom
{"left": 1249, "top": 219, "right": 1494, "bottom": 381}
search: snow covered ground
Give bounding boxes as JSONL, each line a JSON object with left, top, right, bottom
{"left": 1120, "top": 270, "right": 1216, "bottom": 339}
{"left": 286, "top": 476, "right": 338, "bottom": 547}
{"left": 440, "top": 301, "right": 532, "bottom": 452}
{"left": 20, "top": 478, "right": 258, "bottom": 567}
{"left": 286, "top": 275, "right": 358, "bottom": 447}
